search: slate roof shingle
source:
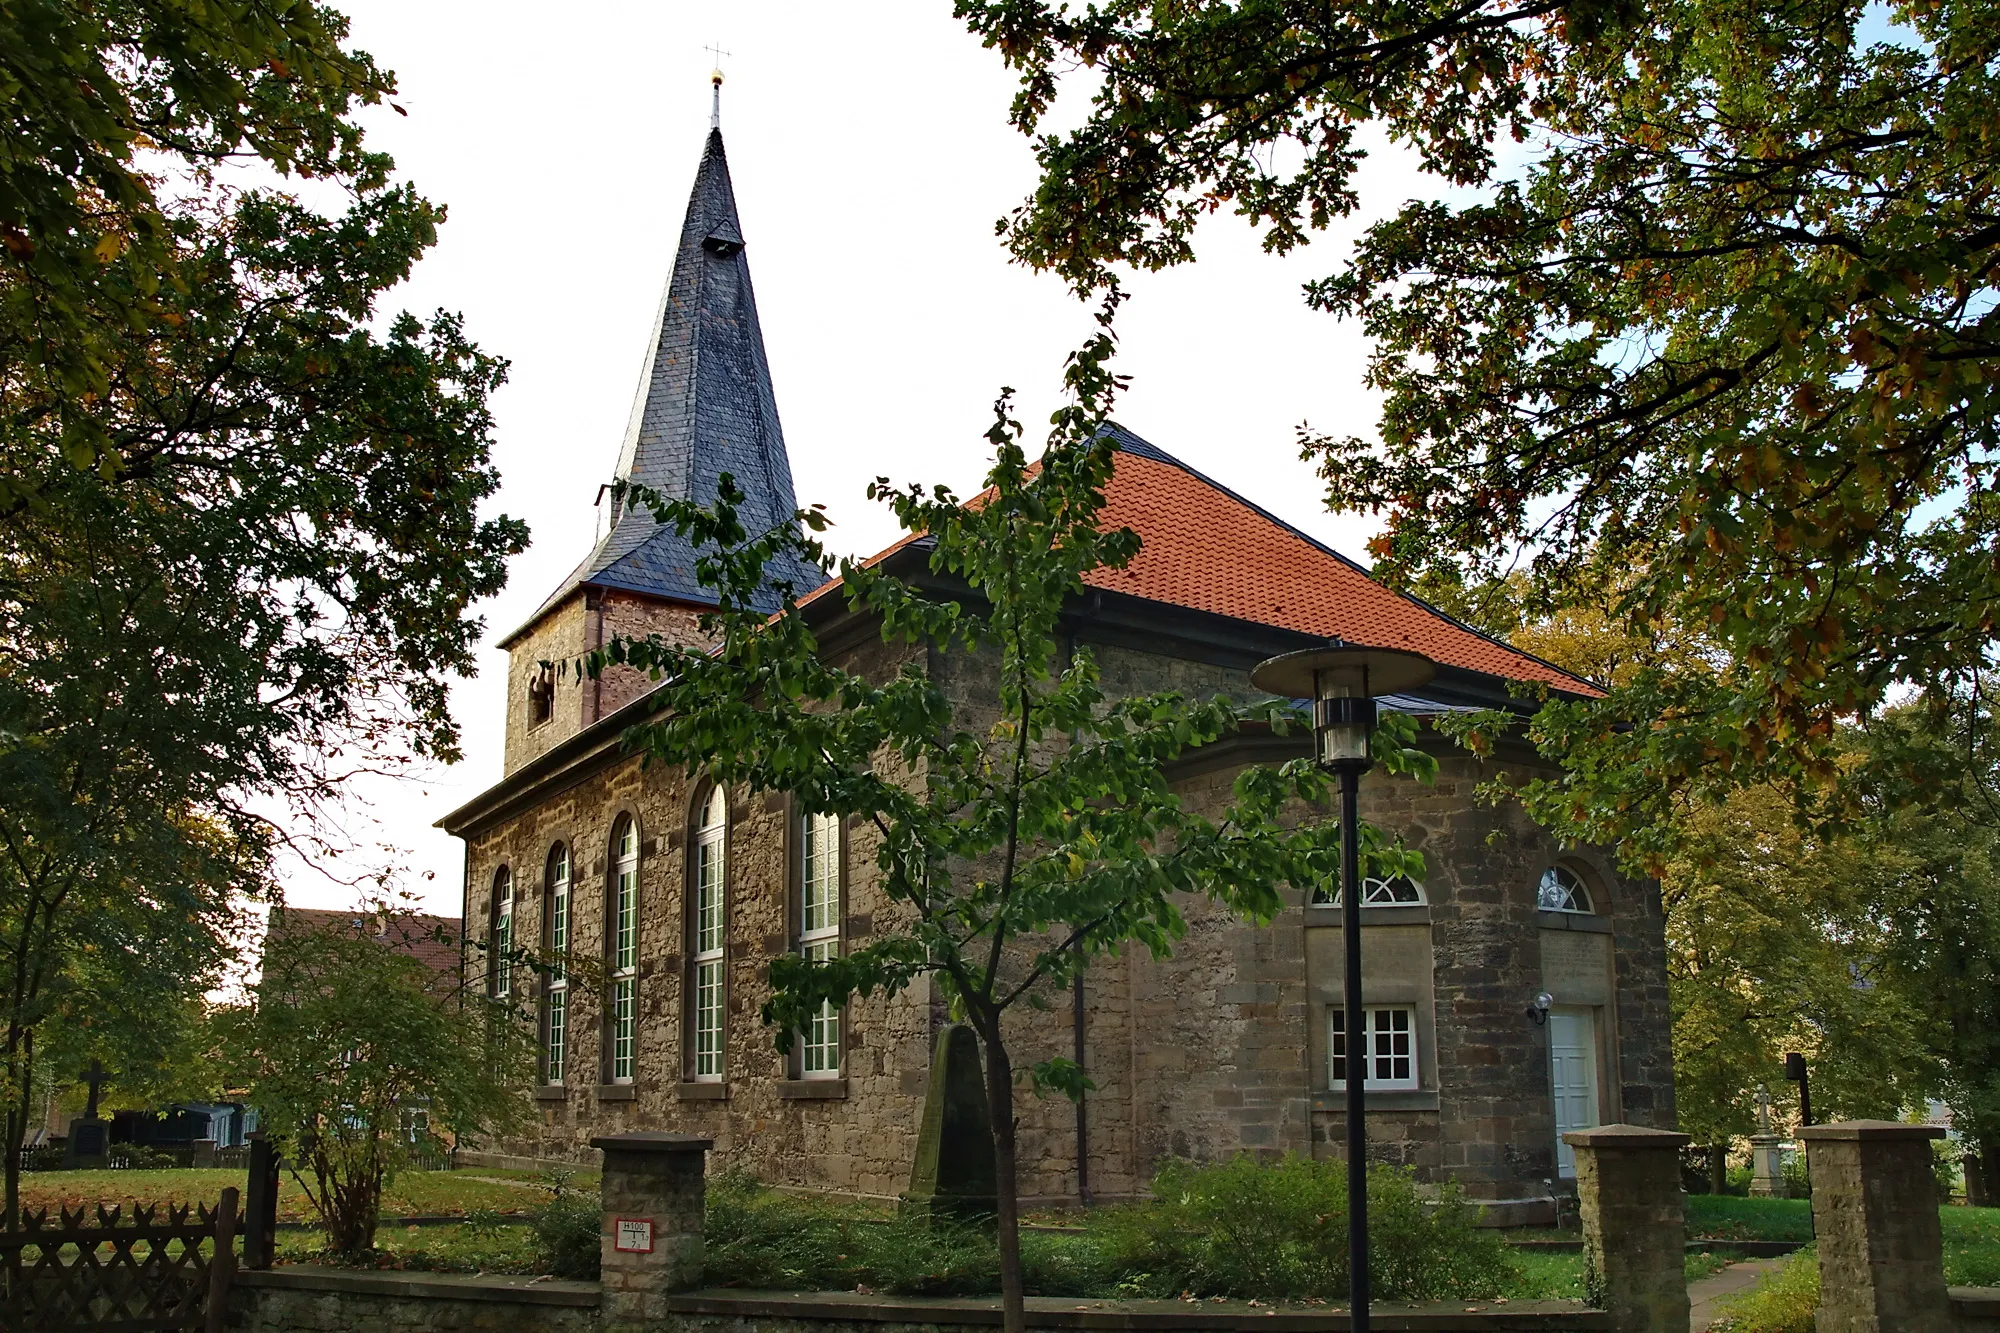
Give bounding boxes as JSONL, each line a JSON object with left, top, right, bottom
{"left": 505, "top": 127, "right": 823, "bottom": 644}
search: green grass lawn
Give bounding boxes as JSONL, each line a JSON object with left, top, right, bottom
{"left": 276, "top": 1220, "right": 545, "bottom": 1274}
{"left": 19, "top": 1168, "right": 538, "bottom": 1224}
{"left": 1686, "top": 1195, "right": 1816, "bottom": 1242}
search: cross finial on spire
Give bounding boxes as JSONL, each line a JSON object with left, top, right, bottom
{"left": 706, "top": 43, "right": 731, "bottom": 130}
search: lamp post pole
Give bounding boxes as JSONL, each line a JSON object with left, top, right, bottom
{"left": 1337, "top": 758, "right": 1369, "bottom": 1327}
{"left": 1249, "top": 640, "right": 1435, "bottom": 1333}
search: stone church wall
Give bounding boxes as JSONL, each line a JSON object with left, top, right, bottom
{"left": 501, "top": 590, "right": 712, "bottom": 776}
{"left": 462, "top": 627, "right": 1673, "bottom": 1210}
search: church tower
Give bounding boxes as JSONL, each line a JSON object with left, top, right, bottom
{"left": 497, "top": 106, "right": 821, "bottom": 775}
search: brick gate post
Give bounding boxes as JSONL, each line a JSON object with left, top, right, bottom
{"left": 592, "top": 1131, "right": 712, "bottom": 1330}
{"left": 1800, "top": 1120, "right": 1952, "bottom": 1333}
{"left": 1564, "top": 1124, "right": 1692, "bottom": 1333}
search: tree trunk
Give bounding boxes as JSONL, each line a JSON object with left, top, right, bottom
{"left": 314, "top": 1144, "right": 384, "bottom": 1255}
{"left": 976, "top": 1017, "right": 1025, "bottom": 1333}
{"left": 1708, "top": 1144, "right": 1728, "bottom": 1195}
{"left": 1969, "top": 1147, "right": 2000, "bottom": 1209}
{"left": 4, "top": 1026, "right": 32, "bottom": 1230}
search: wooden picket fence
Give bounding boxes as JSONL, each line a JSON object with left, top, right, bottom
{"left": 0, "top": 1187, "right": 236, "bottom": 1332}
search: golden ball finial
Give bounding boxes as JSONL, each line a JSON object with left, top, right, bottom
{"left": 711, "top": 68, "right": 724, "bottom": 86}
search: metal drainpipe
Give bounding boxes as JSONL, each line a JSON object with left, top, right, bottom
{"left": 590, "top": 592, "right": 605, "bottom": 724}
{"left": 1065, "top": 609, "right": 1094, "bottom": 1205}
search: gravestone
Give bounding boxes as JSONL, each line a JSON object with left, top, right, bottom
{"left": 905, "top": 1024, "right": 997, "bottom": 1222}
{"left": 1749, "top": 1083, "right": 1786, "bottom": 1197}
{"left": 63, "top": 1059, "right": 111, "bottom": 1169}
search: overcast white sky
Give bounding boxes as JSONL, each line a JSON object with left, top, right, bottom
{"left": 280, "top": 0, "right": 1444, "bottom": 916}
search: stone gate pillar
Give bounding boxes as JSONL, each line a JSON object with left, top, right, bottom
{"left": 1801, "top": 1120, "right": 1952, "bottom": 1333}
{"left": 593, "top": 1131, "right": 711, "bottom": 1331}
{"left": 1564, "top": 1124, "right": 1691, "bottom": 1333}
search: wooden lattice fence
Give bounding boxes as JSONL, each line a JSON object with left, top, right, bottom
{"left": 0, "top": 1187, "right": 236, "bottom": 1333}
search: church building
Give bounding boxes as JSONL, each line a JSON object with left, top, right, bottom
{"left": 439, "top": 114, "right": 1675, "bottom": 1222}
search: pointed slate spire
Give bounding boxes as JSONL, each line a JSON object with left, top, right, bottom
{"left": 531, "top": 126, "right": 822, "bottom": 622}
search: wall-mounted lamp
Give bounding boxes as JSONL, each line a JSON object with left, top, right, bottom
{"left": 1527, "top": 991, "right": 1554, "bottom": 1026}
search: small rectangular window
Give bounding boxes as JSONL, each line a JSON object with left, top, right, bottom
{"left": 1329, "top": 1006, "right": 1420, "bottom": 1092}
{"left": 800, "top": 812, "right": 841, "bottom": 1078}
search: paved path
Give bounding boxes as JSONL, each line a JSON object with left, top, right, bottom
{"left": 1688, "top": 1258, "right": 1788, "bottom": 1330}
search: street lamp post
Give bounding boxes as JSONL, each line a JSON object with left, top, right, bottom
{"left": 1251, "top": 641, "right": 1435, "bottom": 1333}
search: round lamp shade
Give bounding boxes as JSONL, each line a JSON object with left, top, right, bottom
{"left": 1249, "top": 645, "right": 1437, "bottom": 700}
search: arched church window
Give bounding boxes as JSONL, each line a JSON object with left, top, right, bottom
{"left": 607, "top": 818, "right": 639, "bottom": 1083}
{"left": 490, "top": 866, "right": 513, "bottom": 999}
{"left": 691, "top": 788, "right": 728, "bottom": 1081}
{"left": 799, "top": 811, "right": 841, "bottom": 1078}
{"left": 1317, "top": 877, "right": 1427, "bottom": 906}
{"left": 1538, "top": 865, "right": 1595, "bottom": 914}
{"left": 543, "top": 844, "right": 570, "bottom": 1086}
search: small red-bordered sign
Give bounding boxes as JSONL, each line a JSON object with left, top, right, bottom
{"left": 613, "top": 1217, "right": 655, "bottom": 1253}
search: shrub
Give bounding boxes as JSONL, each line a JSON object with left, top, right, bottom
{"left": 533, "top": 1172, "right": 602, "bottom": 1280}
{"left": 1713, "top": 1248, "right": 1817, "bottom": 1333}
{"left": 1086, "top": 1155, "right": 1510, "bottom": 1302}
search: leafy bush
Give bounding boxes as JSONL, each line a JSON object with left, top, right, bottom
{"left": 703, "top": 1169, "right": 858, "bottom": 1289}
{"left": 533, "top": 1171, "right": 602, "bottom": 1280}
{"left": 1086, "top": 1155, "right": 1510, "bottom": 1302}
{"left": 699, "top": 1159, "right": 1508, "bottom": 1301}
{"left": 1713, "top": 1249, "right": 1817, "bottom": 1333}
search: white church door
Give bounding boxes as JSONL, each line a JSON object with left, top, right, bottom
{"left": 1549, "top": 1008, "right": 1600, "bottom": 1177}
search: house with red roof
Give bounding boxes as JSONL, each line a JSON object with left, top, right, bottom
{"left": 439, "top": 118, "right": 1673, "bottom": 1222}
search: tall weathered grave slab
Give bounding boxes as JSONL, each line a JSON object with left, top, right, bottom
{"left": 906, "top": 1024, "right": 997, "bottom": 1221}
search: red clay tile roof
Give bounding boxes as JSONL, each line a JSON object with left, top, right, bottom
{"left": 802, "top": 427, "right": 1595, "bottom": 696}
{"left": 1085, "top": 433, "right": 1594, "bottom": 693}
{"left": 264, "top": 906, "right": 463, "bottom": 985}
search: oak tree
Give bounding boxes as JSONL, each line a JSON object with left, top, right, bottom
{"left": 958, "top": 0, "right": 2000, "bottom": 862}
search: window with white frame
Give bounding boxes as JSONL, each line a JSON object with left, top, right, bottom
{"left": 1538, "top": 865, "right": 1595, "bottom": 914}
{"left": 800, "top": 811, "right": 841, "bottom": 1078}
{"left": 544, "top": 844, "right": 571, "bottom": 1086}
{"left": 692, "top": 788, "right": 727, "bottom": 1081}
{"left": 1317, "top": 876, "right": 1427, "bottom": 907}
{"left": 607, "top": 819, "right": 639, "bottom": 1083}
{"left": 490, "top": 867, "right": 514, "bottom": 999}
{"left": 1328, "top": 1006, "right": 1420, "bottom": 1091}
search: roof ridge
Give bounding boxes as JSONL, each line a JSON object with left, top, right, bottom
{"left": 1096, "top": 421, "right": 1596, "bottom": 694}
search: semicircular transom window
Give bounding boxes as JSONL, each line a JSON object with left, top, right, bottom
{"left": 1319, "top": 877, "right": 1427, "bottom": 906}
{"left": 1538, "top": 865, "right": 1595, "bottom": 914}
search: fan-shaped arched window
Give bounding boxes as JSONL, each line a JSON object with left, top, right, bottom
{"left": 606, "top": 818, "right": 639, "bottom": 1083}
{"left": 691, "top": 788, "right": 728, "bottom": 1081}
{"left": 1538, "top": 865, "right": 1595, "bottom": 914}
{"left": 543, "top": 844, "right": 571, "bottom": 1085}
{"left": 490, "top": 867, "right": 514, "bottom": 999}
{"left": 1320, "top": 876, "right": 1427, "bottom": 907}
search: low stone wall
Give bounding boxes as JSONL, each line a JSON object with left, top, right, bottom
{"left": 230, "top": 1266, "right": 599, "bottom": 1332}
{"left": 1955, "top": 1286, "right": 2000, "bottom": 1332}
{"left": 226, "top": 1271, "right": 1609, "bottom": 1333}
{"left": 658, "top": 1291, "right": 1609, "bottom": 1331}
